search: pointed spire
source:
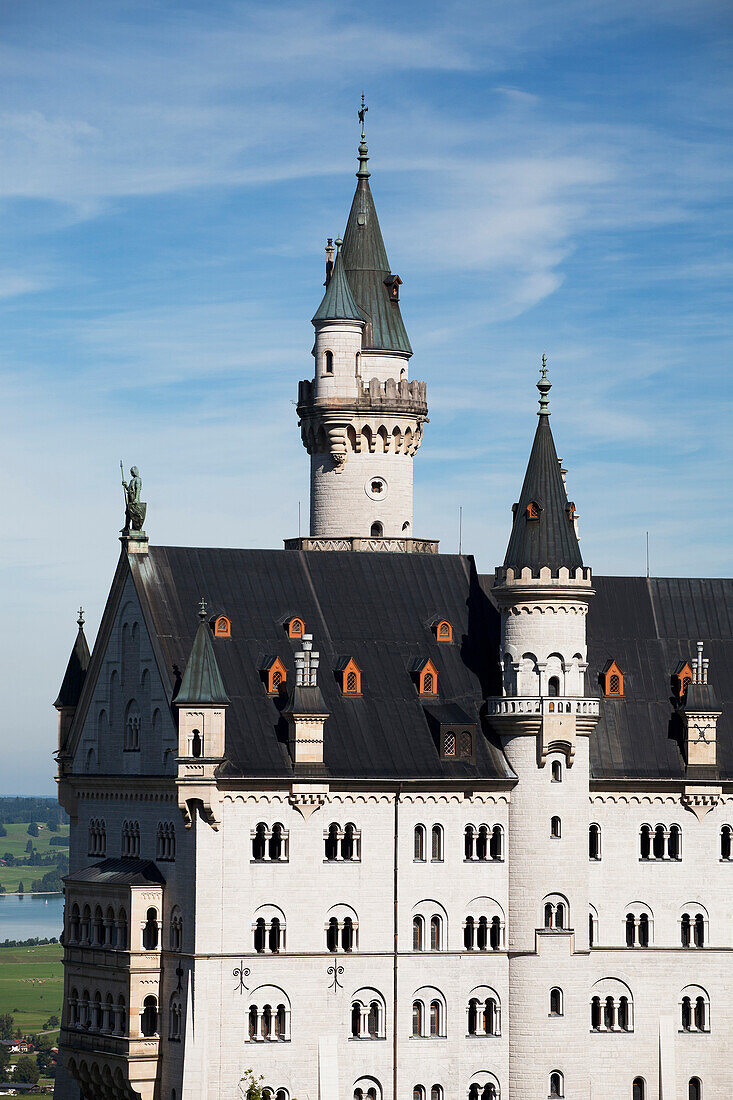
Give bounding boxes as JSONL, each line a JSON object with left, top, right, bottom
{"left": 174, "top": 600, "right": 229, "bottom": 706}
{"left": 54, "top": 607, "right": 91, "bottom": 709}
{"left": 312, "top": 239, "right": 367, "bottom": 324}
{"left": 503, "top": 361, "right": 583, "bottom": 574}
{"left": 357, "top": 93, "right": 370, "bottom": 179}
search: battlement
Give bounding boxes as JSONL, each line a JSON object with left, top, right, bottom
{"left": 493, "top": 564, "right": 593, "bottom": 587}
{"left": 298, "top": 375, "right": 428, "bottom": 415}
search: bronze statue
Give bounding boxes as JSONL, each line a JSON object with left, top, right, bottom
{"left": 120, "top": 462, "right": 147, "bottom": 534}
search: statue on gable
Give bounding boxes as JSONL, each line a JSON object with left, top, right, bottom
{"left": 120, "top": 462, "right": 147, "bottom": 535}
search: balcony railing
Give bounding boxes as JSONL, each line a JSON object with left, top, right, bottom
{"left": 485, "top": 697, "right": 600, "bottom": 718}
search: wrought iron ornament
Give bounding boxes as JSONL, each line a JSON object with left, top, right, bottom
{"left": 233, "top": 963, "right": 251, "bottom": 994}
{"left": 327, "top": 964, "right": 344, "bottom": 992}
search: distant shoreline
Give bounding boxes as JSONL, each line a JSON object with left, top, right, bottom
{"left": 0, "top": 891, "right": 63, "bottom": 898}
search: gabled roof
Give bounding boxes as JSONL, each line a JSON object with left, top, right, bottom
{"left": 503, "top": 373, "right": 583, "bottom": 574}
{"left": 174, "top": 604, "right": 230, "bottom": 706}
{"left": 54, "top": 612, "right": 90, "bottom": 709}
{"left": 312, "top": 249, "right": 367, "bottom": 324}
{"left": 340, "top": 177, "right": 412, "bottom": 356}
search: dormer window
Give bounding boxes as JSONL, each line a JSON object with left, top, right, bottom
{"left": 337, "top": 658, "right": 362, "bottom": 696}
{"left": 213, "top": 615, "right": 231, "bottom": 638}
{"left": 324, "top": 350, "right": 334, "bottom": 375}
{"left": 601, "top": 660, "right": 624, "bottom": 697}
{"left": 287, "top": 618, "right": 305, "bottom": 639}
{"left": 433, "top": 619, "right": 453, "bottom": 643}
{"left": 412, "top": 658, "right": 438, "bottom": 696}
{"left": 526, "top": 501, "right": 541, "bottom": 520}
{"left": 383, "top": 273, "right": 402, "bottom": 302}
{"left": 672, "top": 661, "right": 693, "bottom": 699}
{"left": 262, "top": 656, "right": 287, "bottom": 695}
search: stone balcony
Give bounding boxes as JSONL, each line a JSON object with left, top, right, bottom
{"left": 298, "top": 375, "right": 428, "bottom": 416}
{"left": 485, "top": 696, "right": 600, "bottom": 719}
{"left": 60, "top": 1026, "right": 159, "bottom": 1059}
{"left": 284, "top": 536, "right": 439, "bottom": 554}
{"left": 485, "top": 696, "right": 600, "bottom": 765}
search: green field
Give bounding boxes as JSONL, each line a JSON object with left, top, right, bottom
{"left": 0, "top": 823, "right": 69, "bottom": 893}
{"left": 0, "top": 943, "right": 64, "bottom": 1035}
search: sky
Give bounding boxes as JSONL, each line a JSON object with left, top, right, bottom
{"left": 1, "top": 0, "right": 732, "bottom": 794}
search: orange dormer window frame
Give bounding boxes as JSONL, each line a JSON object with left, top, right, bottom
{"left": 673, "top": 662, "right": 693, "bottom": 699}
{"left": 287, "top": 617, "right": 305, "bottom": 639}
{"left": 435, "top": 620, "right": 453, "bottom": 643}
{"left": 213, "top": 615, "right": 231, "bottom": 638}
{"left": 602, "top": 660, "right": 624, "bottom": 697}
{"left": 527, "top": 501, "right": 541, "bottom": 520}
{"left": 339, "top": 658, "right": 362, "bottom": 696}
{"left": 266, "top": 657, "right": 287, "bottom": 695}
{"left": 418, "top": 659, "right": 438, "bottom": 696}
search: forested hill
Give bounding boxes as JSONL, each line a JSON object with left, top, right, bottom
{"left": 0, "top": 798, "right": 66, "bottom": 827}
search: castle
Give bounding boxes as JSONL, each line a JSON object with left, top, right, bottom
{"left": 53, "top": 110, "right": 733, "bottom": 1100}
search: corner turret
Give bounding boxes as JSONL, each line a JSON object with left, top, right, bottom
{"left": 174, "top": 599, "right": 229, "bottom": 829}
{"left": 54, "top": 608, "right": 90, "bottom": 752}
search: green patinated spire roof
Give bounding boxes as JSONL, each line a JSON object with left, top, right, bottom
{"left": 174, "top": 599, "right": 230, "bottom": 706}
{"left": 312, "top": 241, "right": 367, "bottom": 324}
{"left": 339, "top": 101, "right": 412, "bottom": 356}
{"left": 503, "top": 362, "right": 584, "bottom": 574}
{"left": 54, "top": 608, "right": 91, "bottom": 709}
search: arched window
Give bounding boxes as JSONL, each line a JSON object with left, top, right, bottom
{"left": 668, "top": 824, "right": 681, "bottom": 859}
{"left": 214, "top": 615, "right": 231, "bottom": 638}
{"left": 589, "top": 908, "right": 597, "bottom": 947}
{"left": 287, "top": 617, "right": 304, "bottom": 639}
{"left": 527, "top": 500, "right": 540, "bottom": 520}
{"left": 591, "top": 979, "right": 634, "bottom": 1032}
{"left": 191, "top": 729, "right": 202, "bottom": 758}
{"left": 124, "top": 700, "right": 141, "bottom": 751}
{"left": 142, "top": 907, "right": 159, "bottom": 951}
{"left": 548, "top": 676, "right": 560, "bottom": 697}
{"left": 551, "top": 760, "right": 562, "bottom": 782}
{"left": 549, "top": 1072, "right": 564, "bottom": 1097}
{"left": 551, "top": 816, "right": 561, "bottom": 839}
{"left": 490, "top": 825, "right": 503, "bottom": 860}
{"left": 168, "top": 994, "right": 182, "bottom": 1041}
{"left": 413, "top": 916, "right": 424, "bottom": 951}
{"left": 423, "top": 672, "right": 434, "bottom": 693}
{"left": 633, "top": 1079, "right": 646, "bottom": 1100}
{"left": 549, "top": 987, "right": 563, "bottom": 1016}
{"left": 414, "top": 825, "right": 426, "bottom": 862}
{"left": 429, "top": 1000, "right": 441, "bottom": 1036}
{"left": 437, "top": 620, "right": 452, "bottom": 641}
{"left": 721, "top": 825, "right": 732, "bottom": 860}
{"left": 269, "top": 823, "right": 284, "bottom": 861}
{"left": 170, "top": 908, "right": 183, "bottom": 952}
{"left": 589, "top": 823, "right": 601, "bottom": 860}
{"left": 141, "top": 995, "right": 159, "bottom": 1037}
{"left": 413, "top": 1088, "right": 425, "bottom": 1100}
{"left": 431, "top": 825, "right": 443, "bottom": 861}
{"left": 325, "top": 823, "right": 339, "bottom": 861}
{"left": 640, "top": 824, "right": 651, "bottom": 859}
{"left": 431, "top": 1087, "right": 443, "bottom": 1100}
{"left": 653, "top": 824, "right": 666, "bottom": 859}
{"left": 466, "top": 989, "right": 501, "bottom": 1036}
{"left": 688, "top": 1079, "right": 702, "bottom": 1100}
{"left": 412, "top": 1001, "right": 423, "bottom": 1036}
{"left": 69, "top": 904, "right": 80, "bottom": 944}
{"left": 371, "top": 522, "right": 383, "bottom": 538}
{"left": 430, "top": 915, "right": 442, "bottom": 951}
{"left": 324, "top": 350, "right": 334, "bottom": 374}
{"left": 251, "top": 822, "right": 289, "bottom": 862}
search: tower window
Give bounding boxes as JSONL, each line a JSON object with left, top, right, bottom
{"left": 213, "top": 615, "right": 231, "bottom": 638}
{"left": 526, "top": 501, "right": 541, "bottom": 520}
{"left": 589, "top": 823, "right": 601, "bottom": 860}
{"left": 548, "top": 676, "right": 560, "bottom": 697}
{"left": 324, "top": 350, "right": 334, "bottom": 374}
{"left": 551, "top": 816, "right": 561, "bottom": 839}
{"left": 551, "top": 760, "right": 562, "bottom": 782}
{"left": 549, "top": 988, "right": 563, "bottom": 1016}
{"left": 370, "top": 480, "right": 384, "bottom": 494}
{"left": 370, "top": 522, "right": 383, "bottom": 537}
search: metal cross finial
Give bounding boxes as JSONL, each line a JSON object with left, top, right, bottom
{"left": 357, "top": 94, "right": 370, "bottom": 179}
{"left": 541, "top": 352, "right": 548, "bottom": 377}
{"left": 358, "top": 93, "right": 368, "bottom": 133}
{"left": 199, "top": 597, "right": 207, "bottom": 621}
{"left": 77, "top": 607, "right": 85, "bottom": 630}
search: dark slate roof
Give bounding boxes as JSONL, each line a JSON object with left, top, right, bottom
{"left": 65, "top": 858, "right": 165, "bottom": 886}
{"left": 54, "top": 622, "right": 90, "bottom": 709}
{"left": 542, "top": 575, "right": 731, "bottom": 781}
{"left": 340, "top": 178, "right": 412, "bottom": 356}
{"left": 312, "top": 251, "right": 367, "bottom": 324}
{"left": 174, "top": 613, "right": 230, "bottom": 706}
{"left": 131, "top": 547, "right": 509, "bottom": 781}
{"left": 503, "top": 413, "right": 583, "bottom": 573}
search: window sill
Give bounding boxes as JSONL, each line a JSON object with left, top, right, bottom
{"left": 323, "top": 860, "right": 361, "bottom": 865}
{"left": 250, "top": 859, "right": 289, "bottom": 865}
{"left": 465, "top": 1033, "right": 501, "bottom": 1038}
{"left": 463, "top": 859, "right": 503, "bottom": 864}
{"left": 409, "top": 1035, "right": 447, "bottom": 1041}
{"left": 348, "top": 1036, "right": 386, "bottom": 1042}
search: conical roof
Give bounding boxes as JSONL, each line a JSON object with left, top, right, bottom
{"left": 339, "top": 122, "right": 412, "bottom": 355}
{"left": 54, "top": 610, "right": 90, "bottom": 709}
{"left": 312, "top": 247, "right": 367, "bottom": 324}
{"left": 503, "top": 370, "right": 583, "bottom": 574}
{"left": 174, "top": 602, "right": 229, "bottom": 706}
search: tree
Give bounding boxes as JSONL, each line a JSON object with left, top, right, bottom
{"left": 0, "top": 1044, "right": 9, "bottom": 1074}
{"left": 0, "top": 1013, "right": 13, "bottom": 1039}
{"left": 17, "top": 881, "right": 24, "bottom": 894}
{"left": 47, "top": 819, "right": 59, "bottom": 833}
{"left": 27, "top": 822, "right": 40, "bottom": 838}
{"left": 14, "top": 1055, "right": 40, "bottom": 1084}
{"left": 25, "top": 840, "right": 33, "bottom": 854}
{"left": 239, "top": 1069, "right": 266, "bottom": 1100}
{"left": 42, "top": 1016, "right": 59, "bottom": 1031}
{"left": 0, "top": 823, "right": 6, "bottom": 837}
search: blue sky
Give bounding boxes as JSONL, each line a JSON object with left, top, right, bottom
{"left": 2, "top": 0, "right": 732, "bottom": 794}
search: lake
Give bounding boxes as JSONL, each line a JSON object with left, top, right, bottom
{"left": 0, "top": 893, "right": 64, "bottom": 941}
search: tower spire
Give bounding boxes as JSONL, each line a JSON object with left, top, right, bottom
{"left": 357, "top": 93, "right": 370, "bottom": 179}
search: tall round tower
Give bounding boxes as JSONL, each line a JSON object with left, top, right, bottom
{"left": 296, "top": 105, "right": 429, "bottom": 544}
{"left": 486, "top": 364, "right": 599, "bottom": 1100}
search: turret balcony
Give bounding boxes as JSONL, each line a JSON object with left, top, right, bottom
{"left": 485, "top": 695, "right": 600, "bottom": 765}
